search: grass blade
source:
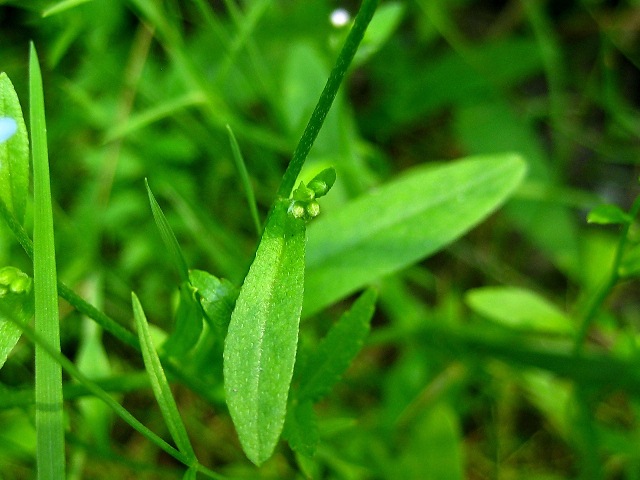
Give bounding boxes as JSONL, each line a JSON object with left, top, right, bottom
{"left": 226, "top": 125, "right": 261, "bottom": 237}
{"left": 298, "top": 288, "right": 377, "bottom": 402}
{"left": 131, "top": 292, "right": 196, "bottom": 461}
{"left": 30, "top": 42, "right": 66, "bottom": 480}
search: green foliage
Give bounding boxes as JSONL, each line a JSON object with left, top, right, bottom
{"left": 223, "top": 200, "right": 306, "bottom": 465}
{"left": 0, "top": 267, "right": 33, "bottom": 370}
{"left": 0, "top": 0, "right": 639, "bottom": 478}
{"left": 304, "top": 154, "right": 526, "bottom": 315}
{"left": 0, "top": 73, "right": 29, "bottom": 225}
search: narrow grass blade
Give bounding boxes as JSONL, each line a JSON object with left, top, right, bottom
{"left": 0, "top": 72, "right": 29, "bottom": 225}
{"left": 146, "top": 179, "right": 189, "bottom": 281}
{"left": 298, "top": 288, "right": 377, "bottom": 402}
{"left": 226, "top": 125, "right": 261, "bottom": 237}
{"left": 304, "top": 153, "right": 527, "bottom": 316}
{"left": 30, "top": 42, "right": 66, "bottom": 480}
{"left": 132, "top": 292, "right": 196, "bottom": 461}
{"left": 223, "top": 200, "right": 306, "bottom": 465}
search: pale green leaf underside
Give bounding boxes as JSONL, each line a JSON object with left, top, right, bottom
{"left": 304, "top": 153, "right": 527, "bottom": 316}
{"left": 465, "top": 286, "right": 574, "bottom": 335}
{"left": 223, "top": 201, "right": 306, "bottom": 466}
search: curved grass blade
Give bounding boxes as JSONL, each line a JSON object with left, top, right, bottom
{"left": 304, "top": 153, "right": 527, "bottom": 316}
{"left": 223, "top": 200, "right": 306, "bottom": 466}
{"left": 132, "top": 292, "right": 196, "bottom": 461}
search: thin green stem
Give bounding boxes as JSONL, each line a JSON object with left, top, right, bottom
{"left": 30, "top": 43, "right": 66, "bottom": 480}
{"left": 573, "top": 195, "right": 640, "bottom": 355}
{"left": 276, "top": 0, "right": 380, "bottom": 198}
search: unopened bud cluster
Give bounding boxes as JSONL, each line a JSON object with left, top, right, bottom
{"left": 288, "top": 167, "right": 336, "bottom": 220}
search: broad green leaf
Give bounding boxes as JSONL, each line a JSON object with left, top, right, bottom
{"left": 298, "top": 289, "right": 377, "bottom": 402}
{"left": 0, "top": 72, "right": 29, "bottom": 225}
{"left": 0, "top": 267, "right": 33, "bottom": 370}
{"left": 465, "top": 286, "right": 574, "bottom": 335}
{"left": 189, "top": 269, "right": 237, "bottom": 330}
{"left": 304, "top": 154, "right": 526, "bottom": 316}
{"left": 132, "top": 292, "right": 196, "bottom": 461}
{"left": 223, "top": 200, "right": 306, "bottom": 466}
{"left": 587, "top": 203, "right": 632, "bottom": 225}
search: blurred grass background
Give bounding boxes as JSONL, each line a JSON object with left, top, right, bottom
{"left": 1, "top": 0, "right": 640, "bottom": 478}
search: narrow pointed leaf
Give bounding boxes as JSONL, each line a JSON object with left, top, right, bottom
{"left": 224, "top": 200, "right": 306, "bottom": 466}
{"left": 298, "top": 289, "right": 377, "bottom": 402}
{"left": 132, "top": 292, "right": 196, "bottom": 460}
{"left": 31, "top": 43, "right": 65, "bottom": 480}
{"left": 146, "top": 179, "right": 189, "bottom": 282}
{"left": 0, "top": 72, "right": 29, "bottom": 225}
{"left": 304, "top": 154, "right": 526, "bottom": 316}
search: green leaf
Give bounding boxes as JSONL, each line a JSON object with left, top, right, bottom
{"left": 146, "top": 179, "right": 189, "bottom": 282}
{"left": 304, "top": 153, "right": 527, "bottom": 316}
{"left": 131, "top": 292, "right": 196, "bottom": 461}
{"left": 0, "top": 267, "right": 34, "bottom": 370}
{"left": 0, "top": 72, "right": 29, "bottom": 225}
{"left": 282, "top": 399, "right": 318, "bottom": 458}
{"left": 298, "top": 289, "right": 377, "bottom": 402}
{"left": 162, "top": 281, "right": 203, "bottom": 358}
{"left": 223, "top": 200, "right": 306, "bottom": 466}
{"left": 189, "top": 269, "right": 237, "bottom": 330}
{"left": 465, "top": 286, "right": 574, "bottom": 335}
{"left": 31, "top": 42, "right": 66, "bottom": 480}
{"left": 587, "top": 203, "right": 632, "bottom": 225}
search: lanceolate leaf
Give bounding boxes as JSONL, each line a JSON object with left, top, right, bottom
{"left": 298, "top": 288, "right": 377, "bottom": 402}
{"left": 304, "top": 154, "right": 526, "bottom": 316}
{"left": 0, "top": 72, "right": 29, "bottom": 225}
{"left": 132, "top": 292, "right": 196, "bottom": 461}
{"left": 223, "top": 200, "right": 306, "bottom": 466}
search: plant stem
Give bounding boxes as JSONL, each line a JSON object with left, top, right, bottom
{"left": 276, "top": 0, "right": 380, "bottom": 198}
{"left": 573, "top": 195, "right": 640, "bottom": 355}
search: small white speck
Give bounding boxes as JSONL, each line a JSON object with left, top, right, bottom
{"left": 0, "top": 117, "right": 17, "bottom": 143}
{"left": 330, "top": 8, "right": 350, "bottom": 27}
